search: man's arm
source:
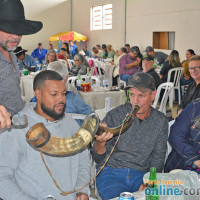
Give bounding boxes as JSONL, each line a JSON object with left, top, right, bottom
{"left": 30, "top": 56, "right": 38, "bottom": 70}
{"left": 73, "top": 93, "right": 93, "bottom": 115}
{"left": 0, "top": 105, "right": 11, "bottom": 130}
{"left": 125, "top": 57, "right": 140, "bottom": 69}
{"left": 31, "top": 49, "right": 36, "bottom": 58}
{"left": 0, "top": 130, "right": 36, "bottom": 199}
{"left": 92, "top": 122, "right": 114, "bottom": 165}
{"left": 149, "top": 118, "right": 168, "bottom": 172}
{"left": 170, "top": 102, "right": 200, "bottom": 166}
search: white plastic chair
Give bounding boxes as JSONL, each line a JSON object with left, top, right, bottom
{"left": 67, "top": 76, "right": 77, "bottom": 87}
{"left": 117, "top": 76, "right": 126, "bottom": 88}
{"left": 67, "top": 75, "right": 101, "bottom": 88}
{"left": 152, "top": 82, "right": 174, "bottom": 115}
{"left": 93, "top": 60, "right": 104, "bottom": 77}
{"left": 67, "top": 59, "right": 75, "bottom": 70}
{"left": 167, "top": 67, "right": 184, "bottom": 107}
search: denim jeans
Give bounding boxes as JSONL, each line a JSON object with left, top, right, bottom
{"left": 96, "top": 167, "right": 145, "bottom": 200}
{"left": 35, "top": 59, "right": 45, "bottom": 65}
{"left": 120, "top": 74, "right": 131, "bottom": 86}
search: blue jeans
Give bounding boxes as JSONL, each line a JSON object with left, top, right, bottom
{"left": 96, "top": 167, "right": 145, "bottom": 200}
{"left": 35, "top": 59, "right": 45, "bottom": 65}
{"left": 120, "top": 74, "right": 131, "bottom": 86}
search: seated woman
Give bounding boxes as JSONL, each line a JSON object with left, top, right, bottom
{"left": 69, "top": 54, "right": 89, "bottom": 76}
{"left": 43, "top": 50, "right": 58, "bottom": 69}
{"left": 177, "top": 55, "right": 200, "bottom": 116}
{"left": 106, "top": 44, "right": 115, "bottom": 59}
{"left": 181, "top": 49, "right": 195, "bottom": 86}
{"left": 58, "top": 48, "right": 69, "bottom": 60}
{"left": 159, "top": 50, "right": 181, "bottom": 83}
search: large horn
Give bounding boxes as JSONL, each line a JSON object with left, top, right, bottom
{"left": 96, "top": 105, "right": 140, "bottom": 136}
{"left": 26, "top": 113, "right": 100, "bottom": 157}
{"left": 26, "top": 106, "right": 139, "bottom": 157}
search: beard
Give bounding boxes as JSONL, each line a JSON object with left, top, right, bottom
{"left": 41, "top": 102, "right": 66, "bottom": 120}
{"left": 0, "top": 38, "right": 21, "bottom": 52}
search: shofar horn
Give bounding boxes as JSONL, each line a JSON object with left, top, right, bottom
{"left": 96, "top": 105, "right": 140, "bottom": 136}
{"left": 26, "top": 113, "right": 100, "bottom": 157}
{"left": 26, "top": 106, "right": 139, "bottom": 157}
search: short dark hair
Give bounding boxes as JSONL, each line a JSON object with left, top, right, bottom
{"left": 92, "top": 46, "right": 97, "bottom": 50}
{"left": 130, "top": 46, "right": 139, "bottom": 54}
{"left": 102, "top": 44, "right": 107, "bottom": 49}
{"left": 61, "top": 48, "right": 67, "bottom": 51}
{"left": 38, "top": 43, "right": 42, "bottom": 46}
{"left": 69, "top": 40, "right": 73, "bottom": 43}
{"left": 121, "top": 47, "right": 127, "bottom": 53}
{"left": 33, "top": 70, "right": 63, "bottom": 91}
{"left": 96, "top": 44, "right": 101, "bottom": 48}
{"left": 125, "top": 44, "right": 130, "bottom": 47}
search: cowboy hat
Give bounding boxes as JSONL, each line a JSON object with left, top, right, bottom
{"left": 14, "top": 46, "right": 27, "bottom": 56}
{"left": 0, "top": 0, "right": 43, "bottom": 35}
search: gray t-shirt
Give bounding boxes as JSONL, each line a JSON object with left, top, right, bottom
{"left": 92, "top": 103, "right": 168, "bottom": 172}
{"left": 0, "top": 51, "right": 23, "bottom": 115}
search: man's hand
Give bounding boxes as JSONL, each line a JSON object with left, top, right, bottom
{"left": 76, "top": 192, "right": 89, "bottom": 200}
{"left": 0, "top": 105, "right": 11, "bottom": 130}
{"left": 193, "top": 160, "right": 200, "bottom": 168}
{"left": 136, "top": 56, "right": 141, "bottom": 64}
{"left": 138, "top": 183, "right": 148, "bottom": 191}
{"left": 35, "top": 58, "right": 38, "bottom": 60}
{"left": 94, "top": 122, "right": 113, "bottom": 154}
{"left": 95, "top": 122, "right": 113, "bottom": 143}
{"left": 177, "top": 109, "right": 183, "bottom": 117}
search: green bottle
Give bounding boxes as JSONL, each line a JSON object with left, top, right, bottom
{"left": 125, "top": 90, "right": 130, "bottom": 103}
{"left": 76, "top": 74, "right": 82, "bottom": 91}
{"left": 146, "top": 167, "right": 159, "bottom": 200}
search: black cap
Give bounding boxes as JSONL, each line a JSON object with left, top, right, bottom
{"left": 143, "top": 54, "right": 154, "bottom": 61}
{"left": 144, "top": 46, "right": 154, "bottom": 53}
{"left": 125, "top": 72, "right": 156, "bottom": 92}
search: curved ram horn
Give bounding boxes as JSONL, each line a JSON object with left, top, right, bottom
{"left": 26, "top": 113, "right": 100, "bottom": 157}
{"left": 96, "top": 105, "right": 140, "bottom": 136}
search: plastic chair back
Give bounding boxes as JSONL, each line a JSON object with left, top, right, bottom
{"left": 167, "top": 67, "right": 184, "bottom": 106}
{"left": 67, "top": 59, "right": 75, "bottom": 70}
{"left": 152, "top": 82, "right": 174, "bottom": 115}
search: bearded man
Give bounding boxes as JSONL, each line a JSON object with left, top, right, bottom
{"left": 0, "top": 70, "right": 90, "bottom": 200}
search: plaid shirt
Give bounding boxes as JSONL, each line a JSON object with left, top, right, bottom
{"left": 119, "top": 53, "right": 140, "bottom": 75}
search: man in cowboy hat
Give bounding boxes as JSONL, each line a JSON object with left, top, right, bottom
{"left": 0, "top": 0, "right": 43, "bottom": 130}
{"left": 14, "top": 46, "right": 39, "bottom": 72}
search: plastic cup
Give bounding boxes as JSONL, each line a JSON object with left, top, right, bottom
{"left": 23, "top": 70, "right": 29, "bottom": 76}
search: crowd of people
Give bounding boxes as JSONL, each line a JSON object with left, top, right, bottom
{"left": 1, "top": 1, "right": 200, "bottom": 200}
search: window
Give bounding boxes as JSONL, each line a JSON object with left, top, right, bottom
{"left": 90, "top": 4, "right": 112, "bottom": 31}
{"left": 153, "top": 32, "right": 175, "bottom": 50}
